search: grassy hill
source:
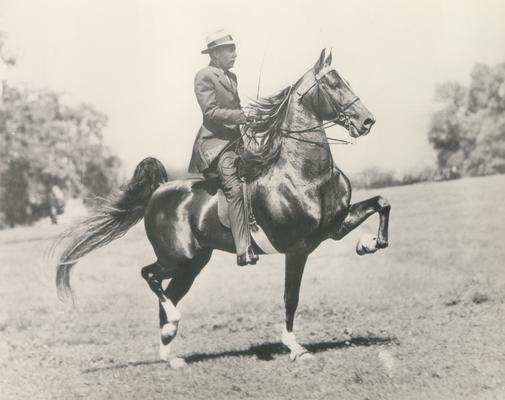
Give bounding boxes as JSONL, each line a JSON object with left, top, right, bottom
{"left": 1, "top": 175, "right": 504, "bottom": 399}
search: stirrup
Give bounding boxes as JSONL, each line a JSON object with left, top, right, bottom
{"left": 247, "top": 247, "right": 259, "bottom": 264}
{"left": 237, "top": 247, "right": 258, "bottom": 266}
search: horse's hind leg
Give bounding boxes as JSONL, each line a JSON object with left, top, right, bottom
{"left": 141, "top": 261, "right": 178, "bottom": 344}
{"left": 142, "top": 251, "right": 212, "bottom": 366}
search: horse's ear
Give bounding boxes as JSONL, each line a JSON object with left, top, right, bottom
{"left": 314, "top": 48, "right": 326, "bottom": 73}
{"left": 325, "top": 48, "right": 332, "bottom": 66}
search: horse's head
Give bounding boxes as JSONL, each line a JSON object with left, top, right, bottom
{"left": 297, "top": 49, "right": 375, "bottom": 137}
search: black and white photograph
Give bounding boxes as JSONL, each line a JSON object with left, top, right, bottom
{"left": 1, "top": 1, "right": 504, "bottom": 399}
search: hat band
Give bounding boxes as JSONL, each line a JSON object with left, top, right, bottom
{"left": 207, "top": 35, "right": 233, "bottom": 49}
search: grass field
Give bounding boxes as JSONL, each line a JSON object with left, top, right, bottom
{"left": 1, "top": 175, "right": 505, "bottom": 400}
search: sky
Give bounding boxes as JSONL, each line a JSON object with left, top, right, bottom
{"left": 1, "top": 0, "right": 505, "bottom": 175}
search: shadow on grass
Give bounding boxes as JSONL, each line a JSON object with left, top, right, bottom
{"left": 83, "top": 335, "right": 399, "bottom": 373}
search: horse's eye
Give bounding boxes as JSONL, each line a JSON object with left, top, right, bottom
{"left": 325, "top": 73, "right": 341, "bottom": 89}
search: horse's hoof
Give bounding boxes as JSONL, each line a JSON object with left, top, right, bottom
{"left": 356, "top": 246, "right": 366, "bottom": 256}
{"left": 160, "top": 322, "right": 179, "bottom": 345}
{"left": 356, "top": 234, "right": 378, "bottom": 255}
{"left": 169, "top": 357, "right": 187, "bottom": 369}
{"left": 290, "top": 348, "right": 314, "bottom": 362}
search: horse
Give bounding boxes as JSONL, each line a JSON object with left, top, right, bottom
{"left": 52, "top": 49, "right": 391, "bottom": 367}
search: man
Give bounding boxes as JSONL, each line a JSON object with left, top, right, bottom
{"left": 188, "top": 29, "right": 258, "bottom": 266}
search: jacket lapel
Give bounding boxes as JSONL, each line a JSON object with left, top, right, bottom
{"left": 228, "top": 72, "right": 238, "bottom": 93}
{"left": 209, "top": 65, "right": 236, "bottom": 94}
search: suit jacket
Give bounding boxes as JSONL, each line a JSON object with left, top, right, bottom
{"left": 188, "top": 62, "right": 246, "bottom": 173}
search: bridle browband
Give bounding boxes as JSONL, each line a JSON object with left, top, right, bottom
{"left": 280, "top": 65, "right": 360, "bottom": 145}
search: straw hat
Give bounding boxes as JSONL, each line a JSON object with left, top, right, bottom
{"left": 201, "top": 29, "right": 235, "bottom": 54}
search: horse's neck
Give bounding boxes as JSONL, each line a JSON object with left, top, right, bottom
{"left": 274, "top": 99, "right": 333, "bottom": 182}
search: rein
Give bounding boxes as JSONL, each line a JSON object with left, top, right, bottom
{"left": 280, "top": 100, "right": 358, "bottom": 146}
{"left": 241, "top": 64, "right": 360, "bottom": 169}
{"left": 283, "top": 132, "right": 356, "bottom": 146}
{"left": 279, "top": 68, "right": 360, "bottom": 146}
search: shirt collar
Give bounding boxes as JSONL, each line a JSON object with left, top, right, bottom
{"left": 209, "top": 60, "right": 231, "bottom": 75}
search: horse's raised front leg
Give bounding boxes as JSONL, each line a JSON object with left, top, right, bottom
{"left": 281, "top": 251, "right": 314, "bottom": 361}
{"left": 333, "top": 195, "right": 391, "bottom": 254}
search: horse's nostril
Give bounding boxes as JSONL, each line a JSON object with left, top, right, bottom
{"left": 363, "top": 118, "right": 375, "bottom": 128}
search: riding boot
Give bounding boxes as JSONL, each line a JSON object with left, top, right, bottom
{"left": 240, "top": 181, "right": 258, "bottom": 265}
{"left": 217, "top": 151, "right": 258, "bottom": 266}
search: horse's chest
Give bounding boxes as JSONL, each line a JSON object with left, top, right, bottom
{"left": 251, "top": 168, "right": 351, "bottom": 249}
{"left": 253, "top": 177, "right": 322, "bottom": 248}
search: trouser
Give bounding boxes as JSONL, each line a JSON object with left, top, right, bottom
{"left": 216, "top": 150, "right": 250, "bottom": 255}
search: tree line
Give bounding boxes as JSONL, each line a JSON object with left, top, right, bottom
{"left": 0, "top": 83, "right": 121, "bottom": 228}
{"left": 428, "top": 62, "right": 505, "bottom": 176}
{"left": 1, "top": 48, "right": 503, "bottom": 227}
{"left": 352, "top": 61, "right": 505, "bottom": 189}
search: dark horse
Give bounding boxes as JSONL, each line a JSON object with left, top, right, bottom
{"left": 53, "top": 49, "right": 390, "bottom": 367}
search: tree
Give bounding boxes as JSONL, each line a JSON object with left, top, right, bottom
{"left": 0, "top": 30, "right": 16, "bottom": 106}
{"left": 0, "top": 83, "right": 122, "bottom": 227}
{"left": 352, "top": 167, "right": 398, "bottom": 189}
{"left": 81, "top": 149, "right": 122, "bottom": 207}
{"left": 428, "top": 62, "right": 505, "bottom": 177}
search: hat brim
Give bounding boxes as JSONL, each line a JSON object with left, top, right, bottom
{"left": 201, "top": 40, "right": 236, "bottom": 54}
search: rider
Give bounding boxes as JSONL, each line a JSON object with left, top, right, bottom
{"left": 188, "top": 29, "right": 259, "bottom": 267}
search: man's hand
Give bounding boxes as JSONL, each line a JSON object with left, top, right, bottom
{"left": 245, "top": 115, "right": 268, "bottom": 131}
{"left": 236, "top": 111, "right": 247, "bottom": 124}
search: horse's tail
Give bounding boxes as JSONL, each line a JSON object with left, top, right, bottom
{"left": 53, "top": 157, "right": 168, "bottom": 300}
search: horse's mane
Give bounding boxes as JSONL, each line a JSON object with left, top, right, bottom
{"left": 240, "top": 86, "right": 292, "bottom": 180}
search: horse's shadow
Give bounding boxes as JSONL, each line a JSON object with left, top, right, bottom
{"left": 83, "top": 335, "right": 399, "bottom": 373}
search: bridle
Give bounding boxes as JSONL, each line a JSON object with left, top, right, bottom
{"left": 280, "top": 65, "right": 360, "bottom": 145}
{"left": 238, "top": 62, "right": 365, "bottom": 178}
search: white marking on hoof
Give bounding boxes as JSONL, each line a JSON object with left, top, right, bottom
{"left": 281, "top": 328, "right": 298, "bottom": 349}
{"left": 169, "top": 357, "right": 187, "bottom": 369}
{"left": 161, "top": 322, "right": 179, "bottom": 340}
{"left": 160, "top": 299, "right": 181, "bottom": 344}
{"left": 281, "top": 328, "right": 313, "bottom": 361}
{"left": 159, "top": 341, "right": 171, "bottom": 362}
{"left": 356, "top": 234, "right": 378, "bottom": 255}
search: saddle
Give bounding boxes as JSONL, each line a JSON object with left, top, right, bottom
{"left": 217, "top": 182, "right": 279, "bottom": 254}
{"left": 191, "top": 173, "right": 279, "bottom": 254}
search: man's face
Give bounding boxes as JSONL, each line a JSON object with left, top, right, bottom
{"left": 210, "top": 45, "right": 237, "bottom": 70}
